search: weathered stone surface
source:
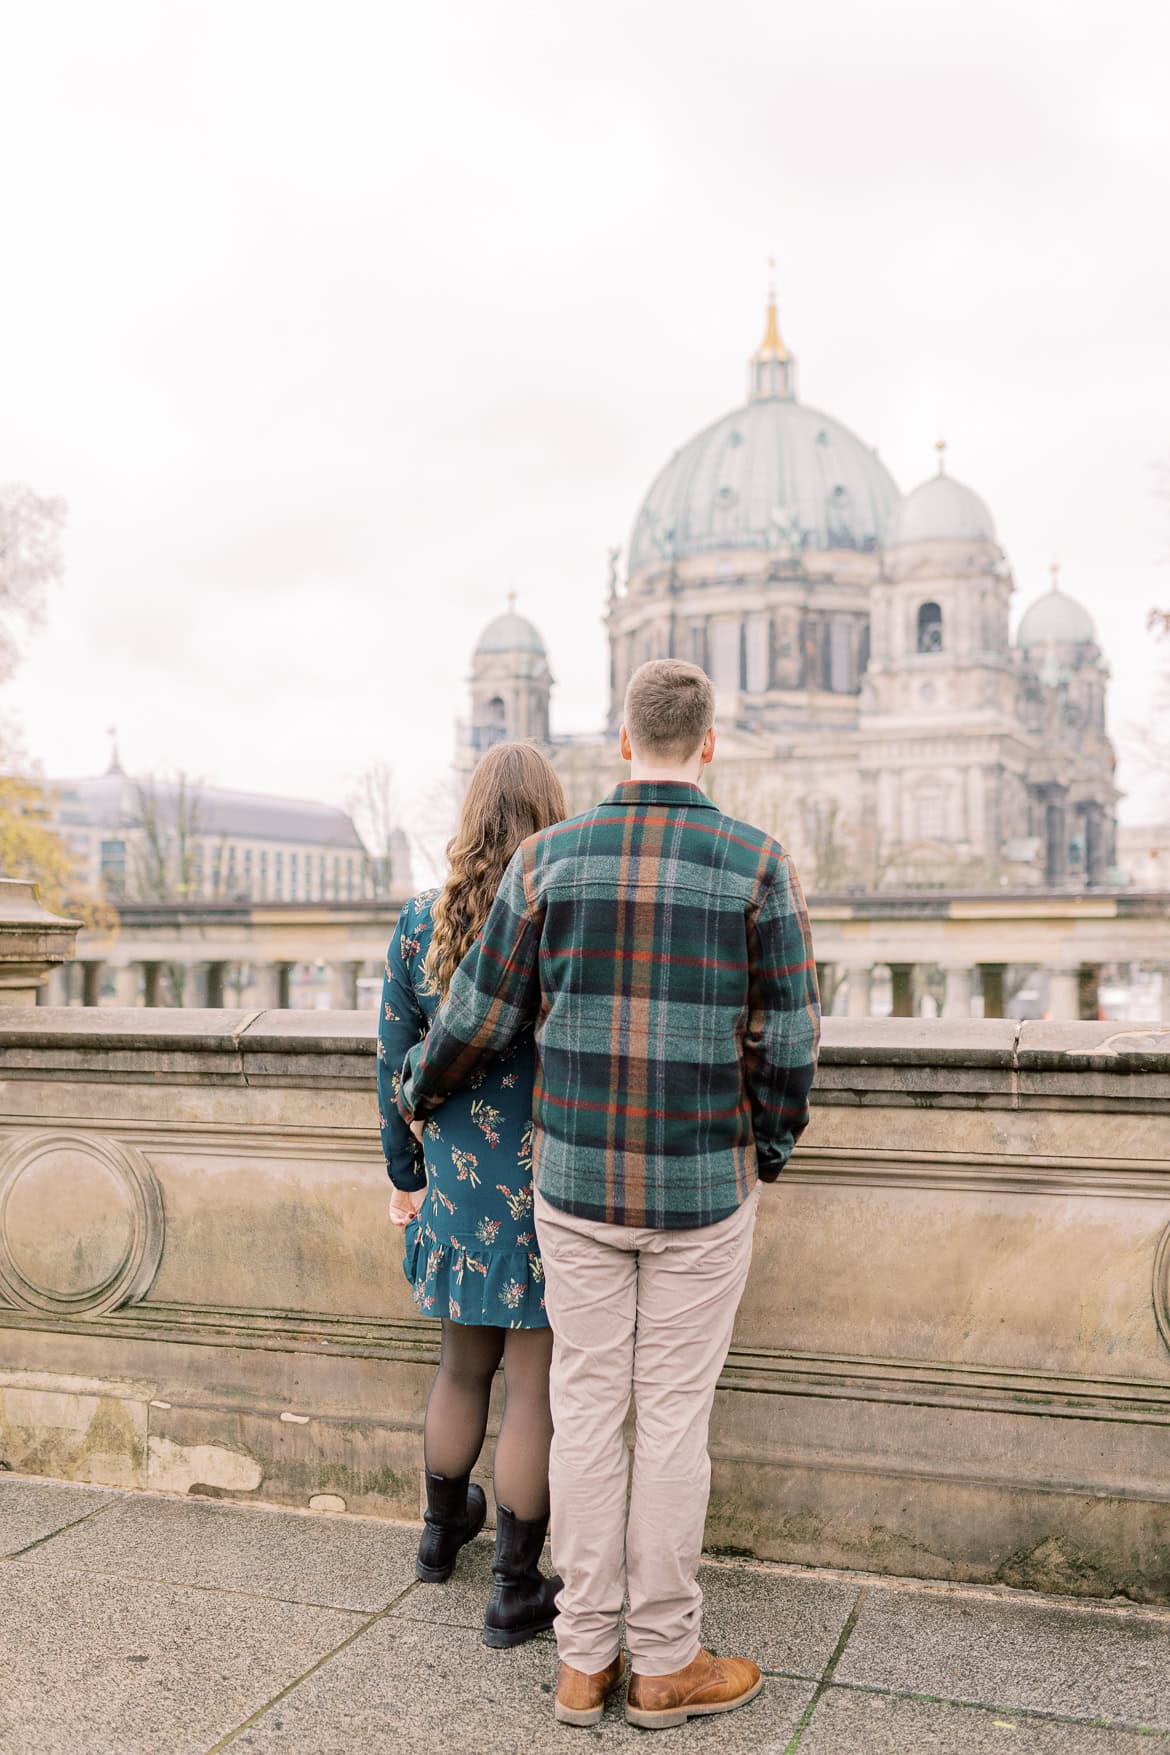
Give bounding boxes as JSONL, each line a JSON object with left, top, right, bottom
{"left": 0, "top": 1561, "right": 357, "bottom": 1753}
{"left": 0, "top": 1011, "right": 1167, "bottom": 1601}
{"left": 236, "top": 1615, "right": 813, "bottom": 1754}
{"left": 836, "top": 1588, "right": 1170, "bottom": 1728}
{"left": 801, "top": 1689, "right": 1170, "bottom": 1752}
{"left": 0, "top": 1476, "right": 118, "bottom": 1555}
{"left": 0, "top": 1373, "right": 148, "bottom": 1487}
{"left": 20, "top": 1491, "right": 420, "bottom": 1610}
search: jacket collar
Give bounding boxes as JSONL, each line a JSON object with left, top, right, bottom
{"left": 601, "top": 781, "right": 717, "bottom": 811}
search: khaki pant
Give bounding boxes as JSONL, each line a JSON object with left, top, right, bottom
{"left": 535, "top": 1184, "right": 759, "bottom": 1676}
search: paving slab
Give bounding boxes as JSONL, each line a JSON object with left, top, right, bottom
{"left": 0, "top": 1560, "right": 359, "bottom": 1755}
{"left": 699, "top": 1561, "right": 860, "bottom": 1677}
{"left": 836, "top": 1588, "right": 1170, "bottom": 1731}
{"left": 0, "top": 1476, "right": 119, "bottom": 1556}
{"left": 20, "top": 1492, "right": 421, "bottom": 1610}
{"left": 235, "top": 1616, "right": 814, "bottom": 1754}
{"left": 800, "top": 1688, "right": 1170, "bottom": 1752}
{"left": 396, "top": 1546, "right": 857, "bottom": 1678}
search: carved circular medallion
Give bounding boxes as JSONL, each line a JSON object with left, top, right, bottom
{"left": 0, "top": 1133, "right": 164, "bottom": 1315}
{"left": 1155, "top": 1222, "right": 1170, "bottom": 1361}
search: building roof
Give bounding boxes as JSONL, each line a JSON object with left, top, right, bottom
{"left": 1016, "top": 584, "right": 1097, "bottom": 649}
{"left": 629, "top": 394, "right": 900, "bottom": 570}
{"left": 474, "top": 609, "right": 547, "bottom": 657}
{"left": 888, "top": 469, "right": 997, "bottom": 546}
{"left": 51, "top": 772, "right": 366, "bottom": 849}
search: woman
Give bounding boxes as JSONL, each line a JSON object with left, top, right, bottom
{"left": 377, "top": 741, "right": 566, "bottom": 1649}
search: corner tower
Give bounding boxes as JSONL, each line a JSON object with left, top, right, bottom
{"left": 464, "top": 599, "right": 552, "bottom": 756}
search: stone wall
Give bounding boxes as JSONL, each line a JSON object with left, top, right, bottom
{"left": 1, "top": 1009, "right": 1168, "bottom": 1601}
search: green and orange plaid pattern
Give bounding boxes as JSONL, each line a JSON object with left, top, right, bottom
{"left": 399, "top": 780, "right": 821, "bottom": 1229}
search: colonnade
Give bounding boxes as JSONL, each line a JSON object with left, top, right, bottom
{"left": 819, "top": 960, "right": 1110, "bottom": 1020}
{"left": 46, "top": 958, "right": 374, "bottom": 1011}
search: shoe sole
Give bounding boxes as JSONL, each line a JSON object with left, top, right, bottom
{"left": 625, "top": 1674, "right": 764, "bottom": 1730}
{"left": 415, "top": 1559, "right": 456, "bottom": 1583}
{"left": 554, "top": 1701, "right": 605, "bottom": 1727}
{"left": 482, "top": 1615, "right": 557, "bottom": 1650}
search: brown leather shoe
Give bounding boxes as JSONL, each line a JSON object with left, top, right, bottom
{"left": 626, "top": 1648, "right": 763, "bottom": 1730}
{"left": 555, "top": 1651, "right": 628, "bottom": 1727}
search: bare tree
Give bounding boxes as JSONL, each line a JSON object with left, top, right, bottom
{"left": 130, "top": 774, "right": 204, "bottom": 902}
{"left": 348, "top": 761, "right": 399, "bottom": 895}
{"left": 129, "top": 775, "right": 205, "bottom": 1003}
{"left": 0, "top": 486, "right": 66, "bottom": 681}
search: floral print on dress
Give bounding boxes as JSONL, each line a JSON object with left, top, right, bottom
{"left": 377, "top": 889, "right": 547, "bottom": 1330}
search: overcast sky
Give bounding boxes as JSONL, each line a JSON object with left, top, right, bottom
{"left": 3, "top": 0, "right": 1168, "bottom": 841}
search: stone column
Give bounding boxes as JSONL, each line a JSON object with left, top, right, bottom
{"left": 0, "top": 879, "right": 81, "bottom": 1007}
{"left": 335, "top": 961, "right": 362, "bottom": 1009}
{"left": 112, "top": 964, "right": 141, "bottom": 1007}
{"left": 941, "top": 966, "right": 974, "bottom": 1020}
{"left": 80, "top": 960, "right": 104, "bottom": 1007}
{"left": 141, "top": 962, "right": 162, "bottom": 1007}
{"left": 1046, "top": 968, "right": 1080, "bottom": 1021}
{"left": 196, "top": 961, "right": 228, "bottom": 1007}
{"left": 889, "top": 963, "right": 915, "bottom": 1018}
{"left": 979, "top": 963, "right": 1007, "bottom": 1020}
{"left": 844, "top": 965, "right": 871, "bottom": 1018}
{"left": 261, "top": 962, "right": 294, "bottom": 1008}
{"left": 1078, "top": 965, "right": 1101, "bottom": 1021}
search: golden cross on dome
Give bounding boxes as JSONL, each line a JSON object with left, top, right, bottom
{"left": 935, "top": 438, "right": 947, "bottom": 476}
{"left": 506, "top": 590, "right": 517, "bottom": 611}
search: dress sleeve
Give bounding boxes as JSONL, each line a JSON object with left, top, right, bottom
{"left": 377, "top": 904, "right": 428, "bottom": 1192}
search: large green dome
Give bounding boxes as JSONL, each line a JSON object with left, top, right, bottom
{"left": 628, "top": 300, "right": 900, "bottom": 571}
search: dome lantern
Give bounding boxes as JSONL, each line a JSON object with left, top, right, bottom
{"left": 748, "top": 264, "right": 796, "bottom": 403}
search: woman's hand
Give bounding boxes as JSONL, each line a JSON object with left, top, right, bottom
{"left": 389, "top": 1185, "right": 426, "bottom": 1228}
{"left": 410, "top": 1116, "right": 426, "bottom": 1144}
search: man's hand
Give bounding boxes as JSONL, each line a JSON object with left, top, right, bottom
{"left": 389, "top": 1185, "right": 426, "bottom": 1228}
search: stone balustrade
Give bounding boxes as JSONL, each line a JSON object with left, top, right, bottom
{"left": 1, "top": 1010, "right": 1168, "bottom": 1602}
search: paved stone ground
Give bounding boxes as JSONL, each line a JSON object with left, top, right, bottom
{"left": 3, "top": 1476, "right": 1170, "bottom": 1754}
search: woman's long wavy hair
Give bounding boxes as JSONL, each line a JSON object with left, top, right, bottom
{"left": 423, "top": 741, "right": 566, "bottom": 999}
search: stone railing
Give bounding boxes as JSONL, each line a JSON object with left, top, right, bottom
{"left": 1, "top": 1010, "right": 1168, "bottom": 1601}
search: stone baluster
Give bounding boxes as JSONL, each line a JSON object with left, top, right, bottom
{"left": 0, "top": 879, "right": 81, "bottom": 1007}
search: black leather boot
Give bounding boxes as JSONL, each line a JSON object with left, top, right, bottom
{"left": 416, "top": 1470, "right": 488, "bottom": 1583}
{"left": 482, "top": 1505, "right": 562, "bottom": 1649}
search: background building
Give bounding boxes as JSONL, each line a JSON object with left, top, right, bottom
{"left": 461, "top": 292, "right": 1119, "bottom": 892}
{"left": 49, "top": 749, "right": 413, "bottom": 905}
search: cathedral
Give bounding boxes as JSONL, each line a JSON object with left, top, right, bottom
{"left": 460, "top": 293, "right": 1117, "bottom": 892}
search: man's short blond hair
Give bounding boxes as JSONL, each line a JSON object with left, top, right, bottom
{"left": 623, "top": 659, "right": 715, "bottom": 762}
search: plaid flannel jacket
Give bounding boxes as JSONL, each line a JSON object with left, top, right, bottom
{"left": 399, "top": 780, "right": 821, "bottom": 1229}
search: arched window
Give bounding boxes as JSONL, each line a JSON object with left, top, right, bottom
{"left": 917, "top": 601, "right": 943, "bottom": 654}
{"left": 476, "top": 695, "right": 507, "bottom": 752}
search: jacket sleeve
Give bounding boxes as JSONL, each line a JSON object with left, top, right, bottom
{"left": 377, "top": 905, "right": 428, "bottom": 1192}
{"left": 743, "top": 855, "right": 821, "bottom": 1181}
{"left": 399, "top": 845, "right": 540, "bottom": 1118}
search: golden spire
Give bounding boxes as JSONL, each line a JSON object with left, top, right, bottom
{"left": 749, "top": 258, "right": 795, "bottom": 401}
{"left": 754, "top": 257, "right": 790, "bottom": 362}
{"left": 935, "top": 438, "right": 947, "bottom": 476}
{"left": 506, "top": 590, "right": 518, "bottom": 611}
{"left": 1050, "top": 560, "right": 1061, "bottom": 593}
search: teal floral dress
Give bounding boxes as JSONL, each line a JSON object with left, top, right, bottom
{"left": 377, "top": 889, "right": 547, "bottom": 1329}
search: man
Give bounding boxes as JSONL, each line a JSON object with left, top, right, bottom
{"left": 401, "top": 658, "right": 820, "bottom": 1731}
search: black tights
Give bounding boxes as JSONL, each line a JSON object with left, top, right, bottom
{"left": 423, "top": 1321, "right": 554, "bottom": 1522}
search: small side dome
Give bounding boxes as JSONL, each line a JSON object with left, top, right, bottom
{"left": 474, "top": 609, "right": 547, "bottom": 658}
{"left": 888, "top": 471, "right": 996, "bottom": 547}
{"left": 1017, "top": 585, "right": 1096, "bottom": 649}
